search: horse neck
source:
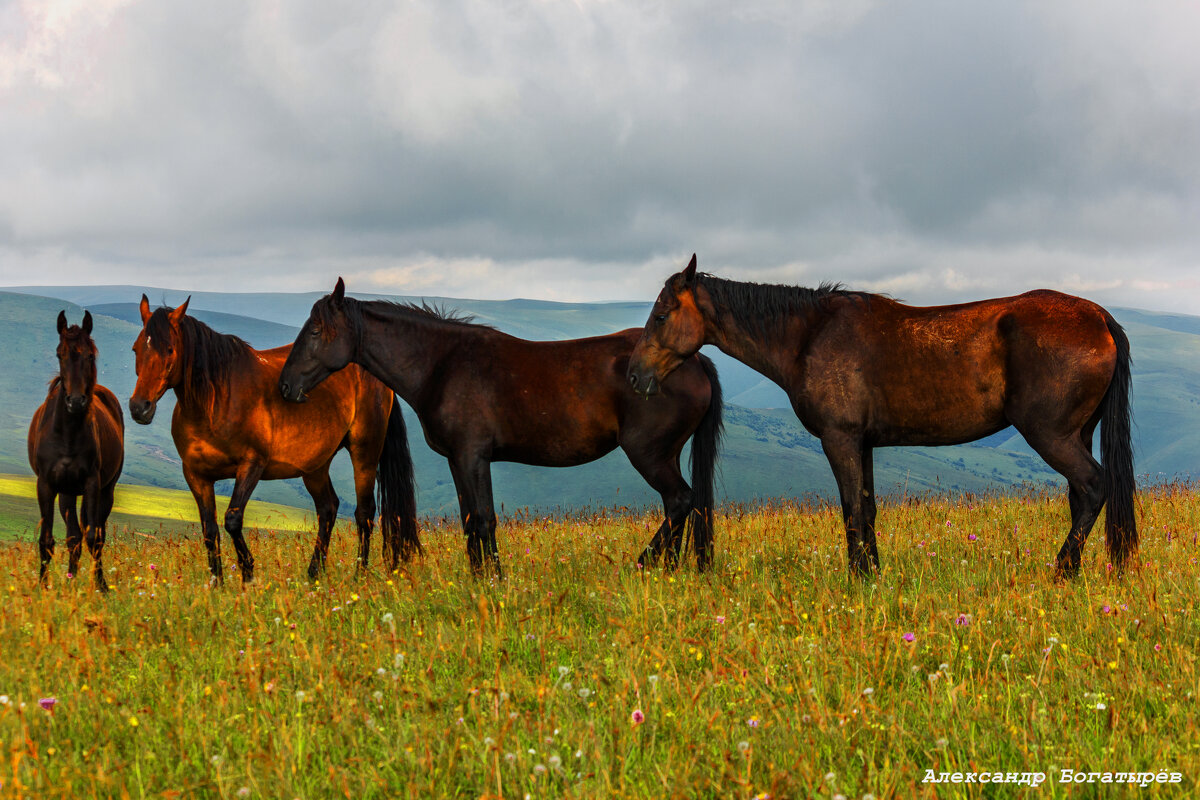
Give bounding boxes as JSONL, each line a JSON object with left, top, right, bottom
{"left": 704, "top": 298, "right": 815, "bottom": 390}
{"left": 355, "top": 303, "right": 464, "bottom": 404}
{"left": 51, "top": 382, "right": 91, "bottom": 440}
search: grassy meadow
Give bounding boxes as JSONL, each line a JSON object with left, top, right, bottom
{"left": 0, "top": 482, "right": 1197, "bottom": 798}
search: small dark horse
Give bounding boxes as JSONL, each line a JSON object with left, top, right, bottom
{"left": 627, "top": 255, "right": 1137, "bottom": 578}
{"left": 128, "top": 296, "right": 419, "bottom": 584}
{"left": 279, "top": 278, "right": 723, "bottom": 577}
{"left": 28, "top": 311, "right": 124, "bottom": 591}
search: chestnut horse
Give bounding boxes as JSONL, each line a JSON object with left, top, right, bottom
{"left": 628, "top": 255, "right": 1137, "bottom": 578}
{"left": 128, "top": 296, "right": 419, "bottom": 584}
{"left": 28, "top": 311, "right": 124, "bottom": 591}
{"left": 279, "top": 278, "right": 723, "bottom": 577}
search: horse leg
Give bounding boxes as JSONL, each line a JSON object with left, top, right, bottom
{"left": 224, "top": 461, "right": 265, "bottom": 584}
{"left": 36, "top": 479, "right": 56, "bottom": 584}
{"left": 59, "top": 493, "right": 83, "bottom": 579}
{"left": 861, "top": 447, "right": 880, "bottom": 570}
{"left": 449, "top": 455, "right": 501, "bottom": 579}
{"left": 1020, "top": 429, "right": 1104, "bottom": 578}
{"left": 82, "top": 477, "right": 111, "bottom": 593}
{"left": 350, "top": 459, "right": 379, "bottom": 573}
{"left": 821, "top": 433, "right": 875, "bottom": 577}
{"left": 183, "top": 468, "right": 223, "bottom": 585}
{"left": 304, "top": 469, "right": 341, "bottom": 581}
{"left": 624, "top": 447, "right": 693, "bottom": 571}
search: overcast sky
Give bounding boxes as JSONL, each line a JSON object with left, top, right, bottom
{"left": 1, "top": 0, "right": 1198, "bottom": 313}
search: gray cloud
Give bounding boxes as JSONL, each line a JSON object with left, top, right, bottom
{"left": 1, "top": 0, "right": 1198, "bottom": 312}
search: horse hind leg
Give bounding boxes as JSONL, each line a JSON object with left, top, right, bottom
{"left": 224, "top": 461, "right": 266, "bottom": 584}
{"left": 449, "top": 455, "right": 501, "bottom": 580}
{"left": 304, "top": 470, "right": 341, "bottom": 581}
{"left": 626, "top": 450, "right": 693, "bottom": 571}
{"left": 351, "top": 459, "right": 379, "bottom": 573}
{"left": 1021, "top": 429, "right": 1104, "bottom": 578}
{"left": 820, "top": 433, "right": 876, "bottom": 578}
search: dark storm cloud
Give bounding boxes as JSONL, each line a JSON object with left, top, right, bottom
{"left": 0, "top": 0, "right": 1197, "bottom": 310}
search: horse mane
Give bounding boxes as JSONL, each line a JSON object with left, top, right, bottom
{"left": 146, "top": 307, "right": 253, "bottom": 407}
{"left": 694, "top": 273, "right": 867, "bottom": 337}
{"left": 316, "top": 295, "right": 494, "bottom": 344}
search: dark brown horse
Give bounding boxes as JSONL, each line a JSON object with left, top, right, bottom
{"left": 278, "top": 278, "right": 723, "bottom": 577}
{"left": 28, "top": 311, "right": 124, "bottom": 591}
{"left": 627, "top": 255, "right": 1137, "bottom": 578}
{"left": 128, "top": 296, "right": 419, "bottom": 584}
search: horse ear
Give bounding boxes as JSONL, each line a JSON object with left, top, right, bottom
{"left": 332, "top": 277, "right": 346, "bottom": 307}
{"left": 57, "top": 310, "right": 68, "bottom": 335}
{"left": 82, "top": 310, "right": 93, "bottom": 335}
{"left": 682, "top": 254, "right": 698, "bottom": 286}
{"left": 169, "top": 296, "right": 191, "bottom": 324}
{"left": 139, "top": 294, "right": 152, "bottom": 324}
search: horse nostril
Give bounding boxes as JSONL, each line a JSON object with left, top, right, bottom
{"left": 628, "top": 373, "right": 639, "bottom": 388}
{"left": 280, "top": 381, "right": 290, "bottom": 397}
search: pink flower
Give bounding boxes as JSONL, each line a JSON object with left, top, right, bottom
{"left": 903, "top": 632, "right": 915, "bottom": 642}
{"left": 38, "top": 697, "right": 57, "bottom": 711}
{"left": 631, "top": 709, "right": 645, "bottom": 725}
{"left": 1154, "top": 643, "right": 1162, "bottom": 652}
{"left": 967, "top": 534, "right": 977, "bottom": 542}
{"left": 716, "top": 616, "right": 726, "bottom": 624}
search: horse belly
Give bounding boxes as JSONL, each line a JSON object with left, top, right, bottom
{"left": 871, "top": 350, "right": 1009, "bottom": 446}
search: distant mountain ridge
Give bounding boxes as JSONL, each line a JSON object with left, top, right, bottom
{"left": 2, "top": 285, "right": 1196, "bottom": 521}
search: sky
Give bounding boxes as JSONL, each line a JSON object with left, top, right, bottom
{"left": 1, "top": 0, "right": 1198, "bottom": 313}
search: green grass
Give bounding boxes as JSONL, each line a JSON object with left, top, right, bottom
{"left": 0, "top": 474, "right": 318, "bottom": 541}
{"left": 0, "top": 483, "right": 1197, "bottom": 798}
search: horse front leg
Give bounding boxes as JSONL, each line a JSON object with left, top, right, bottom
{"left": 303, "top": 469, "right": 341, "bottom": 581}
{"left": 36, "top": 479, "right": 56, "bottom": 585}
{"left": 81, "top": 476, "right": 110, "bottom": 593}
{"left": 183, "top": 468, "right": 223, "bottom": 586}
{"left": 821, "top": 434, "right": 877, "bottom": 578}
{"left": 450, "top": 455, "right": 502, "bottom": 580}
{"left": 58, "top": 492, "right": 83, "bottom": 580}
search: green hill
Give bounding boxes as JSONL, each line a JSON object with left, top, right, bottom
{"left": 2, "top": 287, "right": 1197, "bottom": 521}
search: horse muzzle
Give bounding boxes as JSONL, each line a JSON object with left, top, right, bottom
{"left": 129, "top": 398, "right": 157, "bottom": 425}
{"left": 279, "top": 379, "right": 308, "bottom": 403}
{"left": 626, "top": 369, "right": 660, "bottom": 397}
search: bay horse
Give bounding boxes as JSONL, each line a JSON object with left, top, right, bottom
{"left": 28, "top": 311, "right": 124, "bottom": 592}
{"left": 128, "top": 296, "right": 419, "bottom": 584}
{"left": 278, "top": 277, "right": 723, "bottom": 577}
{"left": 627, "top": 255, "right": 1137, "bottom": 578}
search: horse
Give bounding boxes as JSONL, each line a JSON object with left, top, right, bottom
{"left": 127, "top": 296, "right": 419, "bottom": 584}
{"left": 27, "top": 311, "right": 125, "bottom": 592}
{"left": 278, "top": 277, "right": 723, "bottom": 577}
{"left": 627, "top": 255, "right": 1137, "bottom": 579}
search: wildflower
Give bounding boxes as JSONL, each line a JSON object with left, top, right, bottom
{"left": 295, "top": 690, "right": 306, "bottom": 702}
{"left": 955, "top": 613, "right": 970, "bottom": 626}
{"left": 578, "top": 688, "right": 591, "bottom": 699}
{"left": 967, "top": 534, "right": 977, "bottom": 542}
{"left": 236, "top": 788, "right": 250, "bottom": 798}
{"left": 557, "top": 666, "right": 570, "bottom": 677}
{"left": 1155, "top": 643, "right": 1162, "bottom": 652}
{"left": 631, "top": 709, "right": 645, "bottom": 725}
{"left": 648, "top": 674, "right": 659, "bottom": 686}
{"left": 862, "top": 687, "right": 874, "bottom": 696}
{"left": 747, "top": 716, "right": 760, "bottom": 728}
{"left": 211, "top": 755, "right": 222, "bottom": 766}
{"left": 129, "top": 716, "right": 139, "bottom": 727}
{"left": 716, "top": 615, "right": 726, "bottom": 624}
{"left": 548, "top": 754, "right": 562, "bottom": 769}
{"left": 0, "top": 696, "right": 8, "bottom": 705}
{"left": 1102, "top": 604, "right": 1112, "bottom": 614}
{"left": 1096, "top": 703, "right": 1107, "bottom": 710}
{"left": 737, "top": 740, "right": 750, "bottom": 752}
{"left": 824, "top": 772, "right": 836, "bottom": 783}
{"left": 902, "top": 632, "right": 915, "bottom": 642}
{"left": 38, "top": 697, "right": 57, "bottom": 711}
{"left": 533, "top": 764, "right": 547, "bottom": 774}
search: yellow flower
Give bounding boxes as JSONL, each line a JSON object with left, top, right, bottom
{"left": 129, "top": 716, "right": 139, "bottom": 728}
{"left": 204, "top": 685, "right": 213, "bottom": 697}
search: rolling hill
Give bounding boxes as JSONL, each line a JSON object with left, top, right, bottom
{"left": 2, "top": 285, "right": 1197, "bottom": 524}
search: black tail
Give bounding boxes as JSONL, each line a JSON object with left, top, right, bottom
{"left": 1101, "top": 314, "right": 1137, "bottom": 570}
{"left": 687, "top": 354, "right": 724, "bottom": 570}
{"left": 379, "top": 395, "right": 421, "bottom": 567}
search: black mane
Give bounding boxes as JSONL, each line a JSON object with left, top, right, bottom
{"left": 315, "top": 295, "right": 493, "bottom": 347}
{"left": 695, "top": 273, "right": 866, "bottom": 337}
{"left": 146, "top": 308, "right": 252, "bottom": 406}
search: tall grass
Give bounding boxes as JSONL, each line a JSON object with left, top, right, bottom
{"left": 0, "top": 483, "right": 1197, "bottom": 798}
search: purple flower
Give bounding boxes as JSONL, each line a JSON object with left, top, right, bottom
{"left": 902, "top": 632, "right": 915, "bottom": 642}
{"left": 38, "top": 697, "right": 57, "bottom": 711}
{"left": 631, "top": 709, "right": 645, "bottom": 725}
{"left": 1102, "top": 604, "right": 1112, "bottom": 614}
{"left": 955, "top": 614, "right": 970, "bottom": 626}
{"left": 716, "top": 616, "right": 726, "bottom": 624}
{"left": 967, "top": 534, "right": 977, "bottom": 542}
{"left": 747, "top": 717, "right": 759, "bottom": 728}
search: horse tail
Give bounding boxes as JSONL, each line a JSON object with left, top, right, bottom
{"left": 379, "top": 395, "right": 421, "bottom": 565}
{"left": 1100, "top": 313, "right": 1137, "bottom": 570}
{"left": 687, "top": 354, "right": 724, "bottom": 569}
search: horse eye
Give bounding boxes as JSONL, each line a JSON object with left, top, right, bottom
{"left": 311, "top": 326, "right": 322, "bottom": 337}
{"left": 655, "top": 314, "right": 667, "bottom": 324}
